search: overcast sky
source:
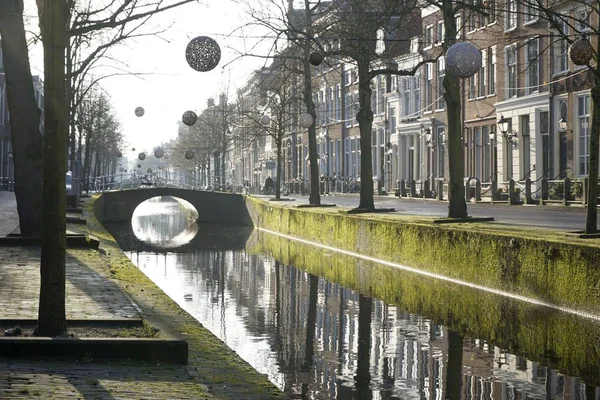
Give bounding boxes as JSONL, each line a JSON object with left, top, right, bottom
{"left": 23, "top": 0, "right": 276, "bottom": 154}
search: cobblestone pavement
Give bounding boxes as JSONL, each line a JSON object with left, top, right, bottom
{"left": 0, "top": 246, "right": 139, "bottom": 320}
{"left": 0, "top": 358, "right": 211, "bottom": 399}
{"left": 0, "top": 191, "right": 19, "bottom": 237}
{"left": 0, "top": 192, "right": 215, "bottom": 399}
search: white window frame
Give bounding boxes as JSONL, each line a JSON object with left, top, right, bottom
{"left": 436, "top": 57, "right": 445, "bottom": 110}
{"left": 505, "top": 0, "right": 517, "bottom": 32}
{"left": 525, "top": 38, "right": 539, "bottom": 95}
{"left": 424, "top": 25, "right": 434, "bottom": 49}
{"left": 488, "top": 46, "right": 496, "bottom": 95}
{"left": 524, "top": 2, "right": 539, "bottom": 24}
{"left": 577, "top": 94, "right": 590, "bottom": 176}
{"left": 552, "top": 19, "right": 568, "bottom": 76}
{"left": 505, "top": 44, "right": 517, "bottom": 98}
{"left": 436, "top": 21, "right": 444, "bottom": 45}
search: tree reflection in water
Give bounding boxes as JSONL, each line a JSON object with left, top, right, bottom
{"left": 112, "top": 212, "right": 600, "bottom": 400}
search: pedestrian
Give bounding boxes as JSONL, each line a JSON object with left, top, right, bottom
{"left": 265, "top": 176, "right": 274, "bottom": 195}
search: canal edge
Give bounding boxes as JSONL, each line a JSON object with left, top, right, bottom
{"left": 82, "top": 195, "right": 287, "bottom": 400}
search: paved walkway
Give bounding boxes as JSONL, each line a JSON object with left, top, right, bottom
{"left": 0, "top": 191, "right": 282, "bottom": 399}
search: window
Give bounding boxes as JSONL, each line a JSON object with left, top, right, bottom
{"left": 334, "top": 84, "right": 341, "bottom": 121}
{"left": 436, "top": 57, "right": 445, "bottom": 110}
{"left": 526, "top": 39, "right": 539, "bottom": 94}
{"left": 552, "top": 19, "right": 568, "bottom": 75}
{"left": 506, "top": 45, "right": 517, "bottom": 98}
{"left": 487, "top": 0, "right": 496, "bottom": 24}
{"left": 425, "top": 25, "right": 433, "bottom": 48}
{"left": 401, "top": 75, "right": 420, "bottom": 118}
{"left": 377, "top": 76, "right": 385, "bottom": 115}
{"left": 436, "top": 22, "right": 444, "bottom": 45}
{"left": 425, "top": 64, "right": 433, "bottom": 112}
{"left": 344, "top": 91, "right": 353, "bottom": 128}
{"left": 455, "top": 17, "right": 462, "bottom": 39}
{"left": 389, "top": 106, "right": 397, "bottom": 133}
{"left": 344, "top": 70, "right": 352, "bottom": 86}
{"left": 505, "top": 0, "right": 517, "bottom": 31}
{"left": 437, "top": 126, "right": 445, "bottom": 178}
{"left": 478, "top": 50, "right": 486, "bottom": 97}
{"left": 521, "top": 115, "right": 531, "bottom": 177}
{"left": 525, "top": 2, "right": 538, "bottom": 23}
{"left": 488, "top": 47, "right": 496, "bottom": 95}
{"left": 578, "top": 95, "right": 590, "bottom": 176}
{"left": 327, "top": 87, "right": 334, "bottom": 123}
{"left": 575, "top": 7, "right": 591, "bottom": 33}
{"left": 468, "top": 74, "right": 476, "bottom": 100}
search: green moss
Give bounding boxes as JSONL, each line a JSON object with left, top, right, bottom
{"left": 245, "top": 196, "right": 600, "bottom": 315}
{"left": 249, "top": 230, "right": 600, "bottom": 385}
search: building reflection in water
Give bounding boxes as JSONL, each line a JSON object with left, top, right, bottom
{"left": 125, "top": 250, "right": 599, "bottom": 400}
{"left": 119, "top": 201, "right": 599, "bottom": 400}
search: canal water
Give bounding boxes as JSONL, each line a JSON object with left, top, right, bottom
{"left": 105, "top": 197, "right": 600, "bottom": 400}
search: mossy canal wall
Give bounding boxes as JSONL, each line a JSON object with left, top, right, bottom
{"left": 245, "top": 197, "right": 600, "bottom": 316}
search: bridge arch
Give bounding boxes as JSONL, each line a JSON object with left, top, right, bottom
{"left": 94, "top": 188, "right": 252, "bottom": 226}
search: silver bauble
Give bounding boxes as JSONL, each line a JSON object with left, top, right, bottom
{"left": 134, "top": 107, "right": 145, "bottom": 117}
{"left": 309, "top": 51, "right": 324, "bottom": 66}
{"left": 138, "top": 152, "right": 146, "bottom": 161}
{"left": 185, "top": 149, "right": 195, "bottom": 160}
{"left": 185, "top": 36, "right": 221, "bottom": 72}
{"left": 445, "top": 42, "right": 482, "bottom": 79}
{"left": 569, "top": 38, "right": 594, "bottom": 66}
{"left": 182, "top": 110, "right": 198, "bottom": 126}
{"left": 154, "top": 148, "right": 165, "bottom": 159}
{"left": 260, "top": 115, "right": 271, "bottom": 126}
{"left": 299, "top": 113, "right": 314, "bottom": 128}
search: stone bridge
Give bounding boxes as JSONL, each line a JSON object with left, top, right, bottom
{"left": 94, "top": 188, "right": 252, "bottom": 225}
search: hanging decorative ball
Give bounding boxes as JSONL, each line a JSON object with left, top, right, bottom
{"left": 185, "top": 36, "right": 221, "bottom": 72}
{"left": 131, "top": 147, "right": 136, "bottom": 152}
{"left": 134, "top": 107, "right": 145, "bottom": 117}
{"left": 445, "top": 42, "right": 482, "bottom": 79}
{"left": 116, "top": 151, "right": 123, "bottom": 158}
{"left": 137, "top": 164, "right": 142, "bottom": 168}
{"left": 182, "top": 110, "right": 198, "bottom": 126}
{"left": 147, "top": 168, "right": 153, "bottom": 174}
{"left": 154, "top": 147, "right": 165, "bottom": 158}
{"left": 260, "top": 115, "right": 271, "bottom": 126}
{"left": 309, "top": 51, "right": 324, "bottom": 66}
{"left": 299, "top": 113, "right": 314, "bottom": 128}
{"left": 185, "top": 149, "right": 195, "bottom": 160}
{"left": 138, "top": 152, "right": 146, "bottom": 161}
{"left": 569, "top": 37, "right": 594, "bottom": 66}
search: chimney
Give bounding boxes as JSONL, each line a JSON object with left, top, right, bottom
{"left": 207, "top": 98, "right": 215, "bottom": 108}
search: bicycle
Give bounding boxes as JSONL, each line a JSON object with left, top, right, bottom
{"left": 137, "top": 175, "right": 167, "bottom": 188}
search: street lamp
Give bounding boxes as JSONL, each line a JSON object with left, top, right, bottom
{"left": 497, "top": 115, "right": 518, "bottom": 145}
{"left": 488, "top": 128, "right": 498, "bottom": 198}
{"left": 559, "top": 117, "right": 568, "bottom": 131}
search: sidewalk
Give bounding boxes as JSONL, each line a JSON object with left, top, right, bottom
{"left": 0, "top": 193, "right": 285, "bottom": 399}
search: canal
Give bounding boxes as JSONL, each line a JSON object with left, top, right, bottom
{"left": 105, "top": 196, "right": 600, "bottom": 399}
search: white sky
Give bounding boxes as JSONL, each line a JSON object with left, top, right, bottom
{"left": 23, "top": 0, "right": 277, "bottom": 154}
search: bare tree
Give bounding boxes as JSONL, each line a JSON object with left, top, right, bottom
{"left": 0, "top": 0, "right": 44, "bottom": 237}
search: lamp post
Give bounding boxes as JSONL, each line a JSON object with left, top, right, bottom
{"left": 7, "top": 152, "right": 13, "bottom": 191}
{"left": 488, "top": 128, "right": 498, "bottom": 200}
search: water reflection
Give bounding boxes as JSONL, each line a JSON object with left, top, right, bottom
{"left": 131, "top": 196, "right": 198, "bottom": 248}
{"left": 112, "top": 199, "right": 600, "bottom": 399}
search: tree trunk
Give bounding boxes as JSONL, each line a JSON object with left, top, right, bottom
{"left": 0, "top": 0, "right": 43, "bottom": 237}
{"left": 357, "top": 58, "right": 375, "bottom": 210}
{"left": 586, "top": 78, "right": 600, "bottom": 234}
{"left": 444, "top": 329, "right": 463, "bottom": 400}
{"left": 37, "top": 0, "right": 69, "bottom": 337}
{"left": 354, "top": 294, "right": 372, "bottom": 400}
{"left": 442, "top": 0, "right": 468, "bottom": 219}
{"left": 302, "top": 0, "right": 320, "bottom": 206}
{"left": 276, "top": 136, "right": 282, "bottom": 200}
